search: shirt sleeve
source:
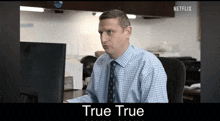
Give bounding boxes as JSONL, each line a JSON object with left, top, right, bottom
{"left": 66, "top": 72, "right": 99, "bottom": 103}
{"left": 140, "top": 58, "right": 169, "bottom": 103}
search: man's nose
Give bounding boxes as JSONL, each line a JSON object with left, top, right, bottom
{"left": 101, "top": 32, "right": 108, "bottom": 43}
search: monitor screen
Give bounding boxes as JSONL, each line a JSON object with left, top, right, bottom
{"left": 20, "top": 42, "right": 66, "bottom": 103}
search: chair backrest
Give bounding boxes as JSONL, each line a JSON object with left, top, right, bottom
{"left": 158, "top": 57, "right": 186, "bottom": 103}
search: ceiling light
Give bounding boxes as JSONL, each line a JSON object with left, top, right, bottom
{"left": 127, "top": 14, "right": 136, "bottom": 19}
{"left": 20, "top": 6, "right": 45, "bottom": 12}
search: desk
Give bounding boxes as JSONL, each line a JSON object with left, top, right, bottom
{"left": 63, "top": 89, "right": 86, "bottom": 101}
{"left": 183, "top": 88, "right": 200, "bottom": 103}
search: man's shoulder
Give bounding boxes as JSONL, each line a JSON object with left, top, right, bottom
{"left": 132, "top": 46, "right": 162, "bottom": 67}
{"left": 131, "top": 46, "right": 166, "bottom": 77}
{"left": 96, "top": 53, "right": 108, "bottom": 61}
{"left": 132, "top": 46, "right": 156, "bottom": 60}
{"left": 94, "top": 53, "right": 109, "bottom": 66}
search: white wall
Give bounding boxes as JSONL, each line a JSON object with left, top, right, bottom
{"left": 20, "top": 1, "right": 200, "bottom": 61}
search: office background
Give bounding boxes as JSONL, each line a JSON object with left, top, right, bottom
{"left": 1, "top": 1, "right": 220, "bottom": 103}
{"left": 20, "top": 1, "right": 200, "bottom": 61}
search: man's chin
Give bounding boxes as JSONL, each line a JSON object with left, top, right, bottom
{"left": 104, "top": 51, "right": 109, "bottom": 55}
{"left": 103, "top": 48, "right": 108, "bottom": 52}
{"left": 103, "top": 48, "right": 113, "bottom": 55}
{"left": 104, "top": 50, "right": 111, "bottom": 55}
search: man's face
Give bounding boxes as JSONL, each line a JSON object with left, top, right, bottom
{"left": 98, "top": 18, "right": 127, "bottom": 56}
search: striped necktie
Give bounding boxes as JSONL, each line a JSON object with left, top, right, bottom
{"left": 107, "top": 61, "right": 117, "bottom": 103}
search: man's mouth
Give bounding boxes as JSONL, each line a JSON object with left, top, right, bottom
{"left": 103, "top": 45, "right": 108, "bottom": 49}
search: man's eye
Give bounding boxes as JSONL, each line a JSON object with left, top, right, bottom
{"left": 107, "top": 30, "right": 112, "bottom": 34}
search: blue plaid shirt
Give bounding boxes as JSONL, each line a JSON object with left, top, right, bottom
{"left": 67, "top": 44, "right": 168, "bottom": 103}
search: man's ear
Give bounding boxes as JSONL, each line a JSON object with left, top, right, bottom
{"left": 124, "top": 26, "right": 132, "bottom": 38}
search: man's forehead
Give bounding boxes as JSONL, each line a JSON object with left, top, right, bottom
{"left": 99, "top": 18, "right": 120, "bottom": 29}
{"left": 99, "top": 18, "right": 120, "bottom": 25}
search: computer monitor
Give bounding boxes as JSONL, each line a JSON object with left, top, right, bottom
{"left": 20, "top": 42, "right": 66, "bottom": 103}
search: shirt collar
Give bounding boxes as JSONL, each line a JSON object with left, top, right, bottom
{"left": 107, "top": 44, "right": 134, "bottom": 68}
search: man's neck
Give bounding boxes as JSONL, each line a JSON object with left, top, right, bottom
{"left": 109, "top": 43, "right": 129, "bottom": 60}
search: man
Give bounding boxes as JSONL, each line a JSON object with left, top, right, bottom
{"left": 65, "top": 9, "right": 168, "bottom": 103}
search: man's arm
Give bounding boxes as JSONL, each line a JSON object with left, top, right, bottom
{"left": 63, "top": 100, "right": 69, "bottom": 103}
{"left": 64, "top": 72, "right": 99, "bottom": 103}
{"left": 140, "top": 59, "right": 168, "bottom": 103}
{"left": 65, "top": 95, "right": 95, "bottom": 103}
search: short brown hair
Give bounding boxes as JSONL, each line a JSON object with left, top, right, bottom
{"left": 99, "top": 9, "right": 131, "bottom": 30}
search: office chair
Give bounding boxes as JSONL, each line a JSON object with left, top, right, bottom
{"left": 80, "top": 56, "right": 97, "bottom": 79}
{"left": 158, "top": 57, "right": 186, "bottom": 103}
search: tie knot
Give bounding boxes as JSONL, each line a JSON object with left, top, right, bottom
{"left": 110, "top": 61, "right": 117, "bottom": 67}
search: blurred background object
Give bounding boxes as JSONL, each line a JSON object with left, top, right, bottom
{"left": 80, "top": 56, "right": 97, "bottom": 89}
{"left": 95, "top": 51, "right": 106, "bottom": 58}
